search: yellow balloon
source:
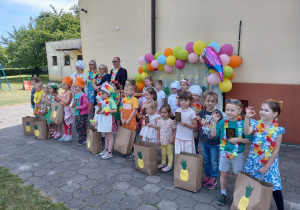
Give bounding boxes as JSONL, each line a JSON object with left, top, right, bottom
{"left": 140, "top": 72, "right": 149, "bottom": 81}
{"left": 193, "top": 41, "right": 206, "bottom": 55}
{"left": 218, "top": 78, "right": 232, "bottom": 93}
{"left": 209, "top": 69, "right": 217, "bottom": 74}
{"left": 166, "top": 55, "right": 176, "bottom": 66}
{"left": 158, "top": 64, "right": 164, "bottom": 71}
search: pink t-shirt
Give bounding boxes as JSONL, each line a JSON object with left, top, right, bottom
{"left": 157, "top": 118, "right": 176, "bottom": 145}
{"left": 175, "top": 107, "right": 197, "bottom": 140}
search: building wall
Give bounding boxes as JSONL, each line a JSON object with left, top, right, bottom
{"left": 46, "top": 39, "right": 82, "bottom": 81}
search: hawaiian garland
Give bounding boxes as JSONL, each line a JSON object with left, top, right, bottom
{"left": 74, "top": 73, "right": 84, "bottom": 79}
{"left": 119, "top": 95, "right": 133, "bottom": 112}
{"left": 98, "top": 98, "right": 111, "bottom": 116}
{"left": 95, "top": 73, "right": 106, "bottom": 85}
{"left": 111, "top": 67, "right": 120, "bottom": 81}
{"left": 33, "top": 90, "right": 44, "bottom": 104}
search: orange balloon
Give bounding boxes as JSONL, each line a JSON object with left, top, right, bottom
{"left": 228, "top": 72, "right": 234, "bottom": 80}
{"left": 147, "top": 63, "right": 154, "bottom": 71}
{"left": 138, "top": 66, "right": 143, "bottom": 74}
{"left": 228, "top": 55, "right": 242, "bottom": 68}
{"left": 164, "top": 48, "right": 173, "bottom": 57}
{"left": 136, "top": 81, "right": 145, "bottom": 91}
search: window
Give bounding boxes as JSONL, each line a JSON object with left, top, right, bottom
{"left": 64, "top": 56, "right": 70, "bottom": 66}
{"left": 77, "top": 55, "right": 83, "bottom": 61}
{"left": 52, "top": 56, "right": 57, "bottom": 66}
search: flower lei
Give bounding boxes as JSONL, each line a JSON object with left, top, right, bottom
{"left": 112, "top": 91, "right": 120, "bottom": 104}
{"left": 33, "top": 90, "right": 44, "bottom": 104}
{"left": 95, "top": 73, "right": 106, "bottom": 85}
{"left": 87, "top": 71, "right": 97, "bottom": 84}
{"left": 253, "top": 119, "right": 278, "bottom": 165}
{"left": 75, "top": 73, "right": 84, "bottom": 79}
{"left": 98, "top": 98, "right": 111, "bottom": 116}
{"left": 111, "top": 67, "right": 120, "bottom": 81}
{"left": 220, "top": 115, "right": 243, "bottom": 159}
{"left": 119, "top": 95, "right": 133, "bottom": 112}
{"left": 90, "top": 118, "right": 95, "bottom": 123}
{"left": 191, "top": 100, "right": 202, "bottom": 112}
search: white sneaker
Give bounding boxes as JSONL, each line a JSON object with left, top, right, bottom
{"left": 58, "top": 135, "right": 67, "bottom": 142}
{"left": 63, "top": 135, "right": 73, "bottom": 142}
{"left": 101, "top": 153, "right": 113, "bottom": 159}
{"left": 99, "top": 149, "right": 108, "bottom": 156}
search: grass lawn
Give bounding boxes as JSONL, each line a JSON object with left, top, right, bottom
{"left": 0, "top": 166, "right": 69, "bottom": 210}
{"left": 0, "top": 75, "right": 50, "bottom": 106}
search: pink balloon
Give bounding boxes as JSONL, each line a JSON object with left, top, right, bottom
{"left": 219, "top": 54, "right": 230, "bottom": 66}
{"left": 219, "top": 44, "right": 233, "bottom": 56}
{"left": 151, "top": 60, "right": 159, "bottom": 69}
{"left": 164, "top": 64, "right": 174, "bottom": 73}
{"left": 144, "top": 53, "right": 154, "bottom": 63}
{"left": 186, "top": 42, "right": 194, "bottom": 53}
{"left": 199, "top": 55, "right": 205, "bottom": 64}
{"left": 138, "top": 56, "right": 145, "bottom": 65}
{"left": 175, "top": 59, "right": 185, "bottom": 69}
{"left": 207, "top": 73, "right": 221, "bottom": 86}
{"left": 188, "top": 53, "right": 198, "bottom": 63}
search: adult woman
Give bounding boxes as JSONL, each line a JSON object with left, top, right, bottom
{"left": 92, "top": 64, "right": 111, "bottom": 105}
{"left": 71, "top": 60, "right": 86, "bottom": 96}
{"left": 86, "top": 60, "right": 98, "bottom": 113}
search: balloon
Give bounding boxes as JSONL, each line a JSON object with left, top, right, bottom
{"left": 134, "top": 73, "right": 142, "bottom": 82}
{"left": 158, "top": 64, "right": 164, "bottom": 71}
{"left": 157, "top": 55, "right": 166, "bottom": 64}
{"left": 186, "top": 42, "right": 194, "bottom": 53}
{"left": 220, "top": 54, "right": 230, "bottom": 66}
{"left": 137, "top": 81, "right": 145, "bottom": 91}
{"left": 138, "top": 66, "right": 143, "bottom": 74}
{"left": 209, "top": 69, "right": 217, "bottom": 74}
{"left": 228, "top": 55, "right": 242, "bottom": 68}
{"left": 178, "top": 49, "right": 189, "bottom": 60}
{"left": 151, "top": 60, "right": 159, "bottom": 69}
{"left": 218, "top": 78, "right": 232, "bottom": 92}
{"left": 154, "top": 52, "right": 162, "bottom": 60}
{"left": 173, "top": 46, "right": 182, "bottom": 59}
{"left": 138, "top": 56, "right": 146, "bottom": 65}
{"left": 140, "top": 72, "right": 149, "bottom": 81}
{"left": 208, "top": 42, "right": 220, "bottom": 53}
{"left": 164, "top": 64, "right": 174, "bottom": 73}
{"left": 207, "top": 73, "right": 221, "bottom": 86}
{"left": 188, "top": 53, "right": 198, "bottom": 63}
{"left": 175, "top": 59, "right": 185, "bottom": 69}
{"left": 228, "top": 72, "right": 235, "bottom": 80}
{"left": 223, "top": 66, "right": 234, "bottom": 78}
{"left": 220, "top": 44, "right": 234, "bottom": 56}
{"left": 193, "top": 41, "right": 206, "bottom": 55}
{"left": 166, "top": 55, "right": 176, "bottom": 66}
{"left": 144, "top": 53, "right": 154, "bottom": 63}
{"left": 147, "top": 63, "right": 154, "bottom": 71}
{"left": 164, "top": 48, "right": 173, "bottom": 57}
{"left": 142, "top": 64, "right": 149, "bottom": 72}
{"left": 202, "top": 47, "right": 224, "bottom": 82}
{"left": 199, "top": 55, "right": 205, "bottom": 64}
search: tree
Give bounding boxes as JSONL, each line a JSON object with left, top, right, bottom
{"left": 0, "top": 46, "right": 9, "bottom": 66}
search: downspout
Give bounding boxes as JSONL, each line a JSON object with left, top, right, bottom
{"left": 151, "top": 0, "right": 156, "bottom": 54}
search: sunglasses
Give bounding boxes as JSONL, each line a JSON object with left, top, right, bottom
{"left": 112, "top": 61, "right": 118, "bottom": 63}
{"left": 89, "top": 63, "right": 95, "bottom": 65}
{"left": 226, "top": 98, "right": 241, "bottom": 105}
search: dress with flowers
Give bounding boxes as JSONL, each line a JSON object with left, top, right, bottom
{"left": 86, "top": 71, "right": 97, "bottom": 103}
{"left": 244, "top": 119, "right": 286, "bottom": 191}
{"left": 157, "top": 118, "right": 176, "bottom": 145}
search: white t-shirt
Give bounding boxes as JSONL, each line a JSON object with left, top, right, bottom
{"left": 175, "top": 107, "right": 197, "bottom": 140}
{"left": 156, "top": 90, "right": 166, "bottom": 111}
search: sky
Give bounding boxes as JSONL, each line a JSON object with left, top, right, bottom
{"left": 0, "top": 0, "right": 78, "bottom": 40}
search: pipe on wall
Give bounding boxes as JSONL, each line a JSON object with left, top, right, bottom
{"left": 151, "top": 0, "right": 156, "bottom": 54}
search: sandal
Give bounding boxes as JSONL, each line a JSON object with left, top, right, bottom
{"left": 162, "top": 165, "right": 172, "bottom": 172}
{"left": 158, "top": 163, "right": 166, "bottom": 169}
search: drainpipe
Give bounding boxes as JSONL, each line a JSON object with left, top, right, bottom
{"left": 151, "top": 0, "right": 156, "bottom": 54}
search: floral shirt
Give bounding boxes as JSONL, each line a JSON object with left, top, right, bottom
{"left": 157, "top": 118, "right": 176, "bottom": 145}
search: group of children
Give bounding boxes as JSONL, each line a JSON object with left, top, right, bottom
{"left": 30, "top": 75, "right": 285, "bottom": 209}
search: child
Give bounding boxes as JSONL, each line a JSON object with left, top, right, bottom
{"left": 138, "top": 87, "right": 157, "bottom": 120}
{"left": 33, "top": 82, "right": 44, "bottom": 118}
{"left": 154, "top": 80, "right": 165, "bottom": 110}
{"left": 45, "top": 83, "right": 60, "bottom": 137}
{"left": 56, "top": 76, "right": 73, "bottom": 140}
{"left": 110, "top": 80, "right": 121, "bottom": 127}
{"left": 189, "top": 85, "right": 203, "bottom": 154}
{"left": 157, "top": 105, "right": 176, "bottom": 172}
{"left": 211, "top": 99, "right": 253, "bottom": 206}
{"left": 94, "top": 94, "right": 106, "bottom": 149}
{"left": 174, "top": 91, "right": 198, "bottom": 154}
{"left": 140, "top": 101, "right": 160, "bottom": 143}
{"left": 180, "top": 79, "right": 190, "bottom": 92}
{"left": 168, "top": 81, "right": 180, "bottom": 116}
{"left": 199, "top": 91, "right": 223, "bottom": 190}
{"left": 72, "top": 78, "right": 89, "bottom": 145}
{"left": 30, "top": 77, "right": 41, "bottom": 112}
{"left": 121, "top": 79, "right": 136, "bottom": 100}
{"left": 141, "top": 76, "right": 154, "bottom": 103}
{"left": 244, "top": 100, "right": 285, "bottom": 210}
{"left": 92, "top": 83, "right": 117, "bottom": 159}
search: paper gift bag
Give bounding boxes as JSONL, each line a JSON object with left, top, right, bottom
{"left": 114, "top": 126, "right": 136, "bottom": 155}
{"left": 33, "top": 119, "right": 49, "bottom": 140}
{"left": 134, "top": 141, "right": 158, "bottom": 175}
{"left": 22, "top": 116, "right": 39, "bottom": 135}
{"left": 231, "top": 172, "right": 273, "bottom": 210}
{"left": 86, "top": 127, "right": 102, "bottom": 154}
{"left": 174, "top": 152, "right": 203, "bottom": 192}
{"left": 50, "top": 101, "right": 64, "bottom": 125}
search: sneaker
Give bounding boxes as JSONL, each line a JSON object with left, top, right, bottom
{"left": 101, "top": 153, "right": 113, "bottom": 159}
{"left": 125, "top": 153, "right": 134, "bottom": 158}
{"left": 63, "top": 135, "right": 73, "bottom": 142}
{"left": 76, "top": 140, "right": 86, "bottom": 146}
{"left": 158, "top": 163, "right": 167, "bottom": 169}
{"left": 162, "top": 165, "right": 172, "bottom": 172}
{"left": 58, "top": 135, "right": 67, "bottom": 141}
{"left": 216, "top": 194, "right": 227, "bottom": 206}
{"left": 54, "top": 132, "right": 62, "bottom": 139}
{"left": 202, "top": 176, "right": 211, "bottom": 187}
{"left": 51, "top": 131, "right": 57, "bottom": 138}
{"left": 206, "top": 178, "right": 217, "bottom": 190}
{"left": 99, "top": 149, "right": 108, "bottom": 156}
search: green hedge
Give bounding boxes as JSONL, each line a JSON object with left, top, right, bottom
{"left": 2, "top": 68, "right": 47, "bottom": 76}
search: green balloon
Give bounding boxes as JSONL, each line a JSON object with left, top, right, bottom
{"left": 134, "top": 73, "right": 142, "bottom": 82}
{"left": 173, "top": 46, "right": 182, "bottom": 59}
{"left": 178, "top": 49, "right": 189, "bottom": 60}
{"left": 154, "top": 52, "right": 162, "bottom": 60}
{"left": 142, "top": 64, "right": 149, "bottom": 72}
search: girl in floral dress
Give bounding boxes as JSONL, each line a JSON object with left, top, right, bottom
{"left": 244, "top": 100, "right": 285, "bottom": 210}
{"left": 86, "top": 60, "right": 98, "bottom": 114}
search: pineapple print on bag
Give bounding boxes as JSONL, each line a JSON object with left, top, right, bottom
{"left": 137, "top": 152, "right": 144, "bottom": 168}
{"left": 180, "top": 160, "right": 189, "bottom": 181}
{"left": 53, "top": 106, "right": 58, "bottom": 118}
{"left": 88, "top": 134, "right": 92, "bottom": 148}
{"left": 34, "top": 125, "right": 40, "bottom": 136}
{"left": 26, "top": 122, "right": 31, "bottom": 132}
{"left": 238, "top": 185, "right": 254, "bottom": 210}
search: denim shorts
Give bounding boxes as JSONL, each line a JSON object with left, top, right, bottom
{"left": 219, "top": 152, "right": 244, "bottom": 174}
